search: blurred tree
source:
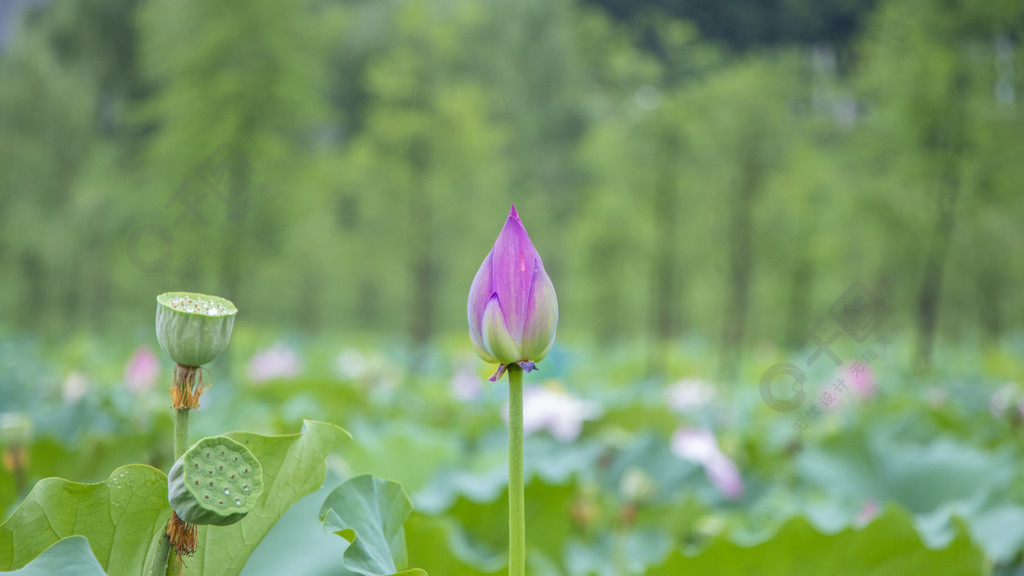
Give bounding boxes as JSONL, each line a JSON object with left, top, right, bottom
{"left": 856, "top": 0, "right": 1024, "bottom": 367}
{"left": 137, "top": 0, "right": 327, "bottom": 312}
{"left": 680, "top": 56, "right": 799, "bottom": 380}
{"left": 335, "top": 0, "right": 507, "bottom": 358}
{"left": 0, "top": 32, "right": 98, "bottom": 331}
{"left": 0, "top": 0, "right": 1020, "bottom": 359}
{"left": 586, "top": 0, "right": 878, "bottom": 50}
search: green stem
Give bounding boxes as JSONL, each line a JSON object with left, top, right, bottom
{"left": 508, "top": 365, "right": 525, "bottom": 576}
{"left": 148, "top": 535, "right": 171, "bottom": 576}
{"left": 174, "top": 409, "right": 189, "bottom": 460}
{"left": 169, "top": 383, "right": 189, "bottom": 574}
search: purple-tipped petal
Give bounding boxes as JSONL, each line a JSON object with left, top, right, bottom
{"left": 519, "top": 260, "right": 558, "bottom": 361}
{"left": 468, "top": 250, "right": 497, "bottom": 363}
{"left": 470, "top": 328, "right": 498, "bottom": 364}
{"left": 518, "top": 361, "right": 537, "bottom": 373}
{"left": 491, "top": 205, "right": 541, "bottom": 340}
{"left": 488, "top": 364, "right": 508, "bottom": 382}
{"left": 468, "top": 204, "right": 558, "bottom": 372}
{"left": 481, "top": 294, "right": 522, "bottom": 364}
{"left": 705, "top": 453, "right": 745, "bottom": 500}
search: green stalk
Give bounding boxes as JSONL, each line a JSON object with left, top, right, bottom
{"left": 174, "top": 409, "right": 189, "bottom": 460}
{"left": 167, "top": 366, "right": 194, "bottom": 575}
{"left": 148, "top": 535, "right": 171, "bottom": 576}
{"left": 507, "top": 364, "right": 525, "bottom": 576}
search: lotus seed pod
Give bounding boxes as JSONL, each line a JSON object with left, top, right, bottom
{"left": 156, "top": 292, "right": 237, "bottom": 367}
{"left": 167, "top": 436, "right": 264, "bottom": 527}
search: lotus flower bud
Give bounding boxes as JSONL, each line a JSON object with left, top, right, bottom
{"left": 156, "top": 292, "right": 237, "bottom": 367}
{"left": 167, "top": 436, "right": 264, "bottom": 527}
{"left": 468, "top": 205, "right": 557, "bottom": 380}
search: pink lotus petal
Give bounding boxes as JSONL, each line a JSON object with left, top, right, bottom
{"left": 467, "top": 251, "right": 495, "bottom": 361}
{"left": 856, "top": 500, "right": 879, "bottom": 525}
{"left": 671, "top": 427, "right": 744, "bottom": 500}
{"left": 704, "top": 453, "right": 744, "bottom": 500}
{"left": 467, "top": 205, "right": 557, "bottom": 370}
{"left": 848, "top": 364, "right": 877, "bottom": 398}
{"left": 519, "top": 261, "right": 558, "bottom": 361}
{"left": 490, "top": 206, "right": 540, "bottom": 340}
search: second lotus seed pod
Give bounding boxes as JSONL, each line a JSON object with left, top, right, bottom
{"left": 167, "top": 436, "right": 264, "bottom": 526}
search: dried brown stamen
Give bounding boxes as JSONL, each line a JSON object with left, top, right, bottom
{"left": 170, "top": 365, "right": 210, "bottom": 411}
{"left": 166, "top": 511, "right": 198, "bottom": 559}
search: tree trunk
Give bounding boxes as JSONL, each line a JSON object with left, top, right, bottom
{"left": 408, "top": 139, "right": 434, "bottom": 368}
{"left": 719, "top": 144, "right": 760, "bottom": 382}
{"left": 784, "top": 250, "right": 814, "bottom": 348}
{"left": 648, "top": 133, "right": 680, "bottom": 378}
{"left": 914, "top": 72, "right": 966, "bottom": 369}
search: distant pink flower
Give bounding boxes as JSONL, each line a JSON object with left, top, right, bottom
{"left": 671, "top": 428, "right": 744, "bottom": 500}
{"left": 124, "top": 346, "right": 159, "bottom": 393}
{"left": 504, "top": 385, "right": 601, "bottom": 443}
{"left": 246, "top": 343, "right": 301, "bottom": 383}
{"left": 856, "top": 500, "right": 879, "bottom": 525}
{"left": 846, "top": 363, "right": 877, "bottom": 398}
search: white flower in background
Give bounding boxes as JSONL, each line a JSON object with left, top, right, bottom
{"left": 123, "top": 345, "right": 159, "bottom": 393}
{"left": 246, "top": 343, "right": 301, "bottom": 383}
{"left": 335, "top": 348, "right": 368, "bottom": 380}
{"left": 925, "top": 387, "right": 947, "bottom": 408}
{"left": 619, "top": 466, "right": 657, "bottom": 503}
{"left": 671, "top": 428, "right": 744, "bottom": 500}
{"left": 450, "top": 366, "right": 483, "bottom": 402}
{"left": 504, "top": 384, "right": 601, "bottom": 443}
{"left": 62, "top": 372, "right": 89, "bottom": 404}
{"left": 989, "top": 382, "right": 1021, "bottom": 418}
{"left": 665, "top": 378, "right": 716, "bottom": 412}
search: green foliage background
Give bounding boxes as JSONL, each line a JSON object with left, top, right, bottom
{"left": 0, "top": 0, "right": 1020, "bottom": 369}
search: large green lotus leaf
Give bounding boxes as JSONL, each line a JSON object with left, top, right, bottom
{"left": 0, "top": 536, "right": 105, "bottom": 576}
{"left": 0, "top": 470, "right": 15, "bottom": 520}
{"left": 414, "top": 436, "right": 599, "bottom": 515}
{"left": 653, "top": 506, "right": 984, "bottom": 575}
{"left": 184, "top": 420, "right": 350, "bottom": 576}
{"left": 0, "top": 465, "right": 171, "bottom": 575}
{"left": 797, "top": 432, "right": 1013, "bottom": 512}
{"left": 403, "top": 513, "right": 503, "bottom": 576}
{"left": 341, "top": 423, "right": 459, "bottom": 495}
{"left": 564, "top": 528, "right": 673, "bottom": 576}
{"left": 320, "top": 475, "right": 427, "bottom": 576}
{"left": 240, "top": 472, "right": 347, "bottom": 576}
{"left": 409, "top": 475, "right": 575, "bottom": 574}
